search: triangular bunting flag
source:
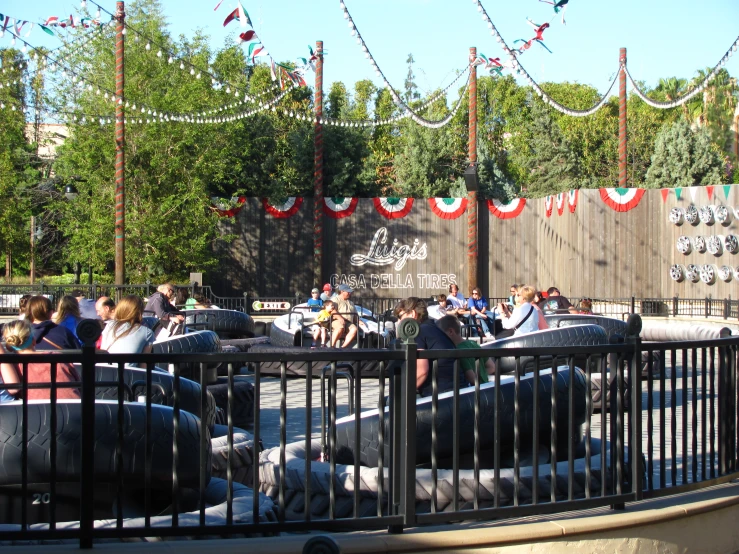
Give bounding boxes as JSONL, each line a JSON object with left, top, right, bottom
{"left": 723, "top": 185, "right": 732, "bottom": 200}
{"left": 660, "top": 189, "right": 669, "bottom": 203}
{"left": 223, "top": 2, "right": 249, "bottom": 27}
{"left": 689, "top": 186, "right": 697, "bottom": 201}
{"left": 706, "top": 185, "right": 714, "bottom": 201}
{"left": 238, "top": 30, "right": 257, "bottom": 43}
{"left": 675, "top": 188, "right": 682, "bottom": 200}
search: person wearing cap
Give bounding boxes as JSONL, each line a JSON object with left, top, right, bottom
{"left": 320, "top": 283, "right": 333, "bottom": 302}
{"left": 307, "top": 288, "right": 323, "bottom": 312}
{"left": 330, "top": 284, "right": 358, "bottom": 348}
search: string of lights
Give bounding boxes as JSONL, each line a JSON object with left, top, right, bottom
{"left": 339, "top": 0, "right": 470, "bottom": 128}
{"left": 625, "top": 36, "right": 739, "bottom": 109}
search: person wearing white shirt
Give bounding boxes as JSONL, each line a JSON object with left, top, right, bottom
{"left": 446, "top": 283, "right": 468, "bottom": 311}
{"left": 498, "top": 285, "right": 540, "bottom": 337}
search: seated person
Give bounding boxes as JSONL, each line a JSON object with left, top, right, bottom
{"left": 436, "top": 315, "right": 495, "bottom": 385}
{"left": 427, "top": 294, "right": 452, "bottom": 320}
{"left": 0, "top": 319, "right": 81, "bottom": 401}
{"left": 311, "top": 299, "right": 335, "bottom": 348}
{"left": 100, "top": 295, "right": 155, "bottom": 355}
{"left": 26, "top": 296, "right": 79, "bottom": 350}
{"left": 71, "top": 289, "right": 99, "bottom": 320}
{"left": 17, "top": 294, "right": 31, "bottom": 320}
{"left": 466, "top": 287, "right": 493, "bottom": 338}
{"left": 330, "top": 284, "right": 358, "bottom": 348}
{"left": 578, "top": 298, "right": 594, "bottom": 314}
{"left": 95, "top": 296, "right": 116, "bottom": 321}
{"left": 307, "top": 288, "right": 323, "bottom": 312}
{"left": 144, "top": 283, "right": 185, "bottom": 323}
{"left": 394, "top": 297, "right": 463, "bottom": 397}
{"left": 537, "top": 286, "right": 577, "bottom": 315}
{"left": 53, "top": 295, "right": 83, "bottom": 347}
{"left": 446, "top": 283, "right": 468, "bottom": 314}
{"left": 320, "top": 283, "right": 333, "bottom": 302}
{"left": 497, "top": 285, "right": 540, "bottom": 337}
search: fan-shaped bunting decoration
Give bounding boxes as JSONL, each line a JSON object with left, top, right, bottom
{"left": 556, "top": 193, "right": 566, "bottom": 216}
{"left": 544, "top": 195, "right": 553, "bottom": 218}
{"left": 568, "top": 189, "right": 578, "bottom": 213}
{"left": 262, "top": 197, "right": 303, "bottom": 218}
{"left": 211, "top": 196, "right": 246, "bottom": 218}
{"left": 599, "top": 188, "right": 645, "bottom": 212}
{"left": 487, "top": 198, "right": 526, "bottom": 219}
{"left": 428, "top": 197, "right": 468, "bottom": 220}
{"left": 373, "top": 197, "right": 414, "bottom": 219}
{"left": 323, "top": 197, "right": 358, "bottom": 219}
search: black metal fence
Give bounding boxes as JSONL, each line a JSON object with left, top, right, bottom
{"left": 0, "top": 332, "right": 737, "bottom": 547}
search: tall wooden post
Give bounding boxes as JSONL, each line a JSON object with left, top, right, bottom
{"left": 313, "top": 41, "right": 324, "bottom": 283}
{"left": 114, "top": 1, "right": 126, "bottom": 285}
{"left": 618, "top": 47, "right": 627, "bottom": 188}
{"left": 29, "top": 215, "right": 35, "bottom": 285}
{"left": 467, "top": 47, "right": 478, "bottom": 293}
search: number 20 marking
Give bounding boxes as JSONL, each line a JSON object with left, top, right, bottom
{"left": 32, "top": 493, "right": 51, "bottom": 504}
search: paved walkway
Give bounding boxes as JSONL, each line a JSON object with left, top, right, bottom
{"left": 239, "top": 349, "right": 722, "bottom": 489}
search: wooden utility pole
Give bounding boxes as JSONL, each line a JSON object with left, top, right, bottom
{"left": 467, "top": 47, "right": 478, "bottom": 293}
{"left": 114, "top": 1, "right": 126, "bottom": 285}
{"left": 313, "top": 41, "right": 324, "bottom": 283}
{"left": 618, "top": 47, "right": 627, "bottom": 187}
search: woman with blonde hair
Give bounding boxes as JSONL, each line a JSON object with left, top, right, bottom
{"left": 497, "top": 285, "right": 541, "bottom": 337}
{"left": 27, "top": 295, "right": 79, "bottom": 350}
{"left": 0, "top": 319, "right": 80, "bottom": 401}
{"left": 100, "top": 295, "right": 155, "bottom": 354}
{"left": 53, "top": 295, "right": 83, "bottom": 346}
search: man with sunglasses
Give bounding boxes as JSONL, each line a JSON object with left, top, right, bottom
{"left": 466, "top": 287, "right": 493, "bottom": 338}
{"left": 394, "top": 297, "right": 463, "bottom": 397}
{"left": 143, "top": 283, "right": 185, "bottom": 324}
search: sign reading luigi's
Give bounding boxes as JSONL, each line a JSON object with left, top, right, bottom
{"left": 330, "top": 227, "right": 458, "bottom": 290}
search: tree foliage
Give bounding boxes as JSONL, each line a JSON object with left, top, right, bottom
{"left": 644, "top": 120, "right": 724, "bottom": 188}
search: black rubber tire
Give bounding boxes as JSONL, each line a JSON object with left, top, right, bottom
{"left": 0, "top": 401, "right": 208, "bottom": 487}
{"left": 334, "top": 367, "right": 586, "bottom": 468}
{"left": 545, "top": 314, "right": 628, "bottom": 339}
{"left": 183, "top": 309, "right": 255, "bottom": 339}
{"left": 207, "top": 379, "right": 255, "bottom": 428}
{"left": 93, "top": 365, "right": 217, "bottom": 431}
{"left": 482, "top": 324, "right": 609, "bottom": 374}
{"left": 152, "top": 330, "right": 221, "bottom": 383}
{"left": 268, "top": 320, "right": 301, "bottom": 347}
{"left": 246, "top": 344, "right": 385, "bottom": 378}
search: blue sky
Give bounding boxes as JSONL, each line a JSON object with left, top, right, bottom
{"left": 2, "top": 0, "right": 738, "bottom": 103}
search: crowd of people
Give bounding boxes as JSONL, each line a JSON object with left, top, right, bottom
{"left": 0, "top": 283, "right": 217, "bottom": 403}
{"left": 308, "top": 283, "right": 359, "bottom": 348}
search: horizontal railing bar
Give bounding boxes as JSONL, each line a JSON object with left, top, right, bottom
{"left": 640, "top": 473, "right": 739, "bottom": 500}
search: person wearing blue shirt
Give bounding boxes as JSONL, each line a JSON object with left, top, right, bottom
{"left": 306, "top": 288, "right": 323, "bottom": 312}
{"left": 467, "top": 287, "right": 493, "bottom": 338}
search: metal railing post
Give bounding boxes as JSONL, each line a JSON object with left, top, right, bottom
{"left": 673, "top": 296, "right": 678, "bottom": 317}
{"left": 628, "top": 334, "right": 643, "bottom": 501}
{"left": 705, "top": 296, "right": 710, "bottom": 318}
{"left": 79, "top": 331, "right": 98, "bottom": 548}
{"left": 724, "top": 297, "right": 729, "bottom": 320}
{"left": 630, "top": 296, "right": 635, "bottom": 314}
{"left": 243, "top": 292, "right": 249, "bottom": 313}
{"left": 400, "top": 339, "right": 417, "bottom": 529}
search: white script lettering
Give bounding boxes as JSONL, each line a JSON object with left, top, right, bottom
{"left": 350, "top": 227, "right": 428, "bottom": 271}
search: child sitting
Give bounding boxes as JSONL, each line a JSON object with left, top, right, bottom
{"left": 312, "top": 299, "right": 335, "bottom": 347}
{"left": 307, "top": 288, "right": 323, "bottom": 312}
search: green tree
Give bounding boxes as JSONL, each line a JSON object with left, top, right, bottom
{"left": 514, "top": 98, "right": 581, "bottom": 197}
{"left": 644, "top": 120, "right": 724, "bottom": 188}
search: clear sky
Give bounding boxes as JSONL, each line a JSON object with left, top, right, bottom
{"left": 2, "top": 0, "right": 738, "bottom": 104}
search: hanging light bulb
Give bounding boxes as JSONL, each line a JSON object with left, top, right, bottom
{"left": 156, "top": 50, "right": 162, "bottom": 58}
{"left": 196, "top": 72, "right": 201, "bottom": 79}
{"left": 190, "top": 68, "right": 195, "bottom": 75}
{"left": 121, "top": 28, "right": 126, "bottom": 35}
{"left": 179, "top": 62, "right": 185, "bottom": 70}
{"left": 145, "top": 43, "right": 151, "bottom": 51}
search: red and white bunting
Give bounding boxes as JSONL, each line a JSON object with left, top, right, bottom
{"left": 486, "top": 198, "right": 526, "bottom": 219}
{"left": 599, "top": 188, "right": 645, "bottom": 212}
{"left": 322, "top": 197, "right": 358, "bottom": 219}
{"left": 567, "top": 189, "right": 578, "bottom": 213}
{"left": 428, "top": 197, "right": 468, "bottom": 220}
{"left": 262, "top": 197, "right": 303, "bottom": 218}
{"left": 373, "top": 197, "right": 414, "bottom": 219}
{"left": 544, "top": 195, "right": 553, "bottom": 218}
{"left": 556, "top": 192, "right": 566, "bottom": 216}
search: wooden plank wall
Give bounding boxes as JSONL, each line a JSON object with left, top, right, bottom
{"left": 212, "top": 186, "right": 739, "bottom": 300}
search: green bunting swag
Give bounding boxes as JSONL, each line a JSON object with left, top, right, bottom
{"left": 373, "top": 198, "right": 413, "bottom": 219}
{"left": 428, "top": 198, "right": 468, "bottom": 220}
{"left": 599, "top": 188, "right": 645, "bottom": 212}
{"left": 323, "top": 197, "right": 358, "bottom": 219}
{"left": 262, "top": 197, "right": 303, "bottom": 219}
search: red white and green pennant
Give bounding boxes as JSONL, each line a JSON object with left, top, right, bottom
{"left": 544, "top": 195, "right": 554, "bottom": 217}
{"left": 568, "top": 189, "right": 578, "bottom": 213}
{"left": 211, "top": 196, "right": 247, "bottom": 218}
{"left": 322, "top": 197, "right": 358, "bottom": 219}
{"left": 262, "top": 197, "right": 303, "bottom": 218}
{"left": 599, "top": 188, "right": 645, "bottom": 212}
{"left": 428, "top": 197, "right": 468, "bottom": 220}
{"left": 556, "top": 192, "right": 566, "bottom": 216}
{"left": 373, "top": 197, "right": 414, "bottom": 219}
{"left": 487, "top": 198, "right": 526, "bottom": 219}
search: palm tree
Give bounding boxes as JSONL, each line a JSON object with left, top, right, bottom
{"left": 656, "top": 77, "right": 689, "bottom": 121}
